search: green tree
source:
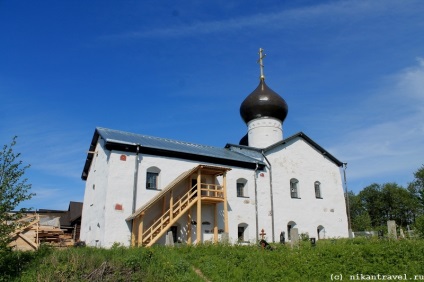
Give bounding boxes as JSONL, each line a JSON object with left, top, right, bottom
{"left": 413, "top": 214, "right": 424, "bottom": 238}
{"left": 408, "top": 165, "right": 424, "bottom": 214}
{"left": 412, "top": 165, "right": 424, "bottom": 190}
{"left": 352, "top": 212, "right": 372, "bottom": 231}
{"left": 0, "top": 136, "right": 34, "bottom": 248}
{"left": 348, "top": 191, "right": 369, "bottom": 231}
{"left": 358, "top": 183, "right": 385, "bottom": 227}
{"left": 356, "top": 182, "right": 419, "bottom": 229}
{"left": 381, "top": 182, "right": 417, "bottom": 227}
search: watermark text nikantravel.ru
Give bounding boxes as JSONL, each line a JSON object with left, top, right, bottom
{"left": 330, "top": 273, "right": 424, "bottom": 281}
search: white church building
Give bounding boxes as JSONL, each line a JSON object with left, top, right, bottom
{"left": 80, "top": 50, "right": 349, "bottom": 248}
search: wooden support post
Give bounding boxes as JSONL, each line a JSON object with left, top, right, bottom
{"left": 137, "top": 213, "right": 144, "bottom": 246}
{"left": 36, "top": 214, "right": 39, "bottom": 248}
{"left": 223, "top": 172, "right": 229, "bottom": 234}
{"left": 131, "top": 218, "right": 137, "bottom": 246}
{"left": 73, "top": 224, "right": 77, "bottom": 240}
{"left": 187, "top": 208, "right": 192, "bottom": 245}
{"left": 196, "top": 169, "right": 202, "bottom": 244}
{"left": 214, "top": 204, "right": 218, "bottom": 243}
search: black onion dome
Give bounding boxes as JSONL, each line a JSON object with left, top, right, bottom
{"left": 240, "top": 79, "right": 288, "bottom": 124}
{"left": 239, "top": 133, "right": 248, "bottom": 146}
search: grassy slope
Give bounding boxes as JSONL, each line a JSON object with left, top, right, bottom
{"left": 2, "top": 238, "right": 424, "bottom": 282}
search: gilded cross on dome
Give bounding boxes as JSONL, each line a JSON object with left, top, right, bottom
{"left": 257, "top": 48, "right": 266, "bottom": 80}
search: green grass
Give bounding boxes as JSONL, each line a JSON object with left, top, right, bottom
{"left": 2, "top": 238, "right": 424, "bottom": 282}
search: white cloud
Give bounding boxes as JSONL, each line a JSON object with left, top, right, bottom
{"left": 330, "top": 58, "right": 424, "bottom": 185}
{"left": 100, "top": 0, "right": 420, "bottom": 40}
{"left": 0, "top": 112, "right": 87, "bottom": 180}
{"left": 31, "top": 187, "right": 62, "bottom": 199}
{"left": 394, "top": 57, "right": 424, "bottom": 101}
{"left": 20, "top": 186, "right": 82, "bottom": 211}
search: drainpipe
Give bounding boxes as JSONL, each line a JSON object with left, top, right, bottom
{"left": 132, "top": 145, "right": 140, "bottom": 214}
{"left": 254, "top": 163, "right": 259, "bottom": 242}
{"left": 343, "top": 163, "right": 353, "bottom": 238}
{"left": 130, "top": 145, "right": 140, "bottom": 239}
{"left": 261, "top": 150, "right": 275, "bottom": 243}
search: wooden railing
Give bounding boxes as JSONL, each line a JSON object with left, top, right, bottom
{"left": 200, "top": 183, "right": 224, "bottom": 198}
{"left": 140, "top": 183, "right": 224, "bottom": 246}
{"left": 141, "top": 186, "right": 197, "bottom": 246}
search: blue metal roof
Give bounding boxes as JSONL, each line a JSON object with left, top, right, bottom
{"left": 98, "top": 127, "right": 264, "bottom": 162}
{"left": 82, "top": 127, "right": 264, "bottom": 180}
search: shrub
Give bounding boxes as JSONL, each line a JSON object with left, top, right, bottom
{"left": 413, "top": 215, "right": 424, "bottom": 238}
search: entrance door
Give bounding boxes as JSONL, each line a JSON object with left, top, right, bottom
{"left": 170, "top": 226, "right": 177, "bottom": 243}
{"left": 238, "top": 226, "right": 245, "bottom": 242}
{"left": 287, "top": 225, "right": 292, "bottom": 240}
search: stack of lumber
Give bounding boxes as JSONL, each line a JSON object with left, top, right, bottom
{"left": 38, "top": 226, "right": 62, "bottom": 242}
{"left": 8, "top": 213, "right": 75, "bottom": 251}
{"left": 57, "top": 232, "right": 75, "bottom": 247}
{"left": 37, "top": 226, "right": 64, "bottom": 244}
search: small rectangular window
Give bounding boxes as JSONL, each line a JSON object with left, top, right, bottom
{"left": 237, "top": 183, "right": 244, "bottom": 197}
{"left": 290, "top": 181, "right": 298, "bottom": 198}
{"left": 315, "top": 182, "right": 321, "bottom": 198}
{"left": 146, "top": 172, "right": 158, "bottom": 189}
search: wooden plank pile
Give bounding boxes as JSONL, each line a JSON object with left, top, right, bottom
{"left": 8, "top": 213, "right": 75, "bottom": 251}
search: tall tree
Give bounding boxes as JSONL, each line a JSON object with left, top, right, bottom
{"left": 381, "top": 183, "right": 417, "bottom": 227}
{"left": 350, "top": 166, "right": 424, "bottom": 231}
{"left": 408, "top": 165, "right": 424, "bottom": 214}
{"left": 348, "top": 191, "right": 372, "bottom": 231}
{"left": 358, "top": 183, "right": 385, "bottom": 227}
{"left": 414, "top": 214, "right": 424, "bottom": 238}
{"left": 0, "top": 136, "right": 34, "bottom": 248}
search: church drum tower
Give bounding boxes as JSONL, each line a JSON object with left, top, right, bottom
{"left": 239, "top": 48, "right": 288, "bottom": 148}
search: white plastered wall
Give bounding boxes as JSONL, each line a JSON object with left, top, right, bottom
{"left": 82, "top": 147, "right": 258, "bottom": 247}
{"left": 222, "top": 167, "right": 257, "bottom": 243}
{"left": 247, "top": 117, "right": 283, "bottom": 148}
{"left": 80, "top": 138, "right": 109, "bottom": 247}
{"left": 81, "top": 136, "right": 349, "bottom": 247}
{"left": 266, "top": 137, "right": 349, "bottom": 240}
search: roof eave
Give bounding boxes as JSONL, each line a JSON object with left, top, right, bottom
{"left": 227, "top": 133, "right": 343, "bottom": 167}
{"left": 104, "top": 141, "right": 265, "bottom": 170}
{"left": 81, "top": 129, "right": 100, "bottom": 180}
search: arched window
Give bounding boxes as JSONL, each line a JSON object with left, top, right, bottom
{"left": 290, "top": 178, "right": 299, "bottom": 198}
{"left": 236, "top": 178, "right": 248, "bottom": 197}
{"left": 317, "top": 225, "right": 325, "bottom": 239}
{"left": 315, "top": 181, "right": 322, "bottom": 198}
{"left": 146, "top": 166, "right": 161, "bottom": 190}
{"left": 287, "top": 221, "right": 297, "bottom": 241}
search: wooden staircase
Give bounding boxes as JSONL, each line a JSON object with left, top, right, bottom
{"left": 141, "top": 187, "right": 199, "bottom": 246}
{"left": 140, "top": 183, "right": 225, "bottom": 246}
{"left": 129, "top": 165, "right": 230, "bottom": 247}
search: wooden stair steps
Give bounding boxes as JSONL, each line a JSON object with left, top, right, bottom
{"left": 138, "top": 182, "right": 206, "bottom": 246}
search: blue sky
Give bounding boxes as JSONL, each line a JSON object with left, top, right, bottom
{"left": 1, "top": 0, "right": 423, "bottom": 210}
